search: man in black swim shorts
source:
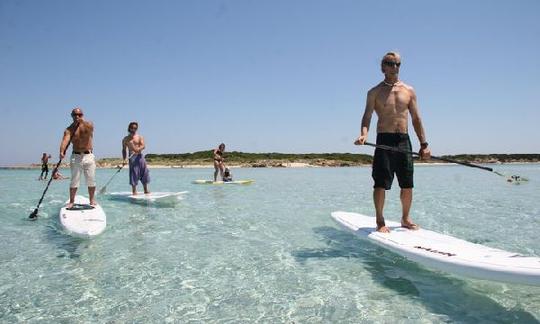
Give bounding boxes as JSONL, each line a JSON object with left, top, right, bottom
{"left": 354, "top": 52, "right": 431, "bottom": 233}
{"left": 39, "top": 153, "right": 51, "bottom": 180}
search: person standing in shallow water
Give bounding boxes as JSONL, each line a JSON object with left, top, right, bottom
{"left": 213, "top": 143, "right": 226, "bottom": 182}
{"left": 60, "top": 107, "right": 97, "bottom": 208}
{"left": 122, "top": 122, "right": 150, "bottom": 195}
{"left": 39, "top": 153, "right": 51, "bottom": 180}
{"left": 354, "top": 52, "right": 431, "bottom": 233}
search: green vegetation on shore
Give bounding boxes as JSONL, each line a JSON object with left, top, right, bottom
{"left": 98, "top": 151, "right": 373, "bottom": 167}
{"left": 6, "top": 151, "right": 537, "bottom": 169}
{"left": 94, "top": 151, "right": 540, "bottom": 168}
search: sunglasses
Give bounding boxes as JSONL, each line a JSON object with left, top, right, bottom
{"left": 383, "top": 61, "right": 401, "bottom": 67}
{"left": 71, "top": 113, "right": 83, "bottom": 117}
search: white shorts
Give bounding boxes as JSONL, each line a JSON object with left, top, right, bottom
{"left": 70, "top": 153, "right": 96, "bottom": 188}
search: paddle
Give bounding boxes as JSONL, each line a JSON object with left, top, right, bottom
{"left": 98, "top": 153, "right": 133, "bottom": 195}
{"left": 363, "top": 142, "right": 527, "bottom": 182}
{"left": 29, "top": 124, "right": 79, "bottom": 220}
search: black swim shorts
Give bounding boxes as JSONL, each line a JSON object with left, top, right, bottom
{"left": 372, "top": 133, "right": 414, "bottom": 190}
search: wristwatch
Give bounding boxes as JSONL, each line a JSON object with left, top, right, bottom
{"left": 420, "top": 142, "right": 429, "bottom": 149}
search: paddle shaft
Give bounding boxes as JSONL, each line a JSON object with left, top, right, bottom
{"left": 364, "top": 142, "right": 495, "bottom": 173}
{"left": 30, "top": 123, "right": 80, "bottom": 219}
{"left": 99, "top": 153, "right": 134, "bottom": 193}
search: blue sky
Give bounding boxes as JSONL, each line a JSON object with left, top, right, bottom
{"left": 1, "top": 0, "right": 539, "bottom": 165}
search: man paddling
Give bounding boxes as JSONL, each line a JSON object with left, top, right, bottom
{"left": 60, "top": 107, "right": 97, "bottom": 208}
{"left": 355, "top": 52, "right": 431, "bottom": 233}
{"left": 122, "top": 122, "right": 150, "bottom": 195}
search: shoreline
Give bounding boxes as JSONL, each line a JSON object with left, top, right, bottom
{"left": 3, "top": 161, "right": 539, "bottom": 170}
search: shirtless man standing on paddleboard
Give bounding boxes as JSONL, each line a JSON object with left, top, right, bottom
{"left": 355, "top": 52, "right": 431, "bottom": 233}
{"left": 60, "top": 107, "right": 97, "bottom": 208}
{"left": 122, "top": 122, "right": 150, "bottom": 195}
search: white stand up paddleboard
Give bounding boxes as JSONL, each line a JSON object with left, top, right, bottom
{"left": 192, "top": 180, "right": 254, "bottom": 185}
{"left": 59, "top": 195, "right": 106, "bottom": 237}
{"left": 108, "top": 191, "right": 188, "bottom": 203}
{"left": 331, "top": 211, "right": 540, "bottom": 286}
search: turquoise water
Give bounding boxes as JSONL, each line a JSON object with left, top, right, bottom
{"left": 1, "top": 165, "right": 539, "bottom": 323}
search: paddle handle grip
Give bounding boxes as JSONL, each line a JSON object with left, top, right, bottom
{"left": 364, "top": 142, "right": 494, "bottom": 172}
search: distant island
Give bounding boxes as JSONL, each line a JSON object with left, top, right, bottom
{"left": 96, "top": 151, "right": 540, "bottom": 168}
{"left": 4, "top": 151, "right": 539, "bottom": 169}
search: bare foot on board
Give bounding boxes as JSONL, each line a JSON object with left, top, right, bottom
{"left": 376, "top": 220, "right": 390, "bottom": 233}
{"left": 401, "top": 220, "right": 419, "bottom": 230}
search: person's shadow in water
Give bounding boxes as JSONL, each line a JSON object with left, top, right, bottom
{"left": 292, "top": 226, "right": 539, "bottom": 323}
{"left": 45, "top": 224, "right": 86, "bottom": 259}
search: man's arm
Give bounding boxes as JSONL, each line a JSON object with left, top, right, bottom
{"left": 122, "top": 138, "right": 128, "bottom": 161}
{"left": 59, "top": 128, "right": 71, "bottom": 159}
{"left": 138, "top": 136, "right": 146, "bottom": 153}
{"left": 354, "top": 90, "right": 376, "bottom": 145}
{"left": 408, "top": 88, "right": 431, "bottom": 159}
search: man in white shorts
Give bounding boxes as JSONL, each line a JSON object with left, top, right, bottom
{"left": 59, "top": 107, "right": 96, "bottom": 208}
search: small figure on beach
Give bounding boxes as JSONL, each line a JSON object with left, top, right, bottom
{"left": 39, "top": 153, "right": 51, "bottom": 180}
{"left": 122, "top": 122, "right": 150, "bottom": 195}
{"left": 223, "top": 168, "right": 233, "bottom": 182}
{"left": 213, "top": 143, "right": 226, "bottom": 182}
{"left": 60, "top": 107, "right": 97, "bottom": 208}
{"left": 354, "top": 52, "right": 431, "bottom": 233}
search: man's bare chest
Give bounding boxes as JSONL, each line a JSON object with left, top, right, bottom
{"left": 376, "top": 89, "right": 411, "bottom": 107}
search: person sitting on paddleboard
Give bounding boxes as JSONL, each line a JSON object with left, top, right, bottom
{"left": 354, "top": 51, "right": 431, "bottom": 233}
{"left": 60, "top": 107, "right": 97, "bottom": 208}
{"left": 122, "top": 122, "right": 151, "bottom": 195}
{"left": 213, "top": 143, "right": 226, "bottom": 182}
{"left": 52, "top": 169, "right": 67, "bottom": 180}
{"left": 223, "top": 167, "right": 233, "bottom": 182}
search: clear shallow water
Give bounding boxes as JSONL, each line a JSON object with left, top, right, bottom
{"left": 1, "top": 165, "right": 539, "bottom": 323}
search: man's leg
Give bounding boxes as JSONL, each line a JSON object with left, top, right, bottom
{"left": 88, "top": 186, "right": 96, "bottom": 205}
{"left": 400, "top": 188, "right": 418, "bottom": 229}
{"left": 374, "top": 188, "right": 389, "bottom": 233}
{"left": 219, "top": 164, "right": 225, "bottom": 180}
{"left": 85, "top": 154, "right": 97, "bottom": 205}
{"left": 69, "top": 187, "right": 77, "bottom": 208}
{"left": 143, "top": 183, "right": 150, "bottom": 194}
{"left": 132, "top": 185, "right": 137, "bottom": 195}
{"left": 69, "top": 155, "right": 81, "bottom": 208}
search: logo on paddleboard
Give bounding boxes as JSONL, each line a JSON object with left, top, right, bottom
{"left": 414, "top": 246, "right": 456, "bottom": 257}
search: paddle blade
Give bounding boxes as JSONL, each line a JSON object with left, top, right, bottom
{"left": 99, "top": 186, "right": 107, "bottom": 195}
{"left": 29, "top": 209, "right": 38, "bottom": 220}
